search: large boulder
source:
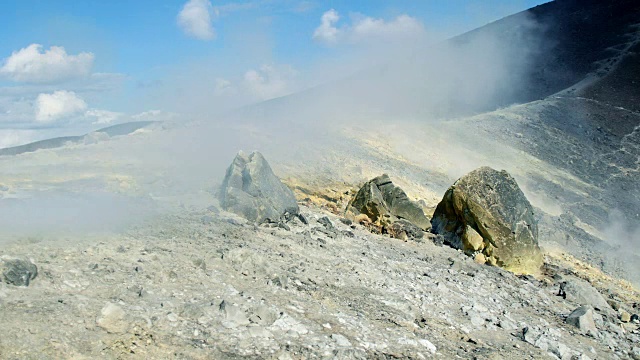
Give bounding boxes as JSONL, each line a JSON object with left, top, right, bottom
{"left": 219, "top": 151, "right": 299, "bottom": 223}
{"left": 347, "top": 174, "right": 431, "bottom": 235}
{"left": 431, "top": 167, "right": 543, "bottom": 274}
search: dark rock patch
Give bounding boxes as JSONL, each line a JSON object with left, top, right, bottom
{"left": 346, "top": 174, "right": 430, "bottom": 240}
{"left": 1, "top": 257, "right": 38, "bottom": 287}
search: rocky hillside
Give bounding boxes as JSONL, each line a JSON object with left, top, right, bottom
{"left": 0, "top": 0, "right": 639, "bottom": 359}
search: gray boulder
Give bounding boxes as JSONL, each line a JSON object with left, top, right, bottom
{"left": 563, "top": 277, "right": 611, "bottom": 311}
{"left": 219, "top": 151, "right": 299, "bottom": 223}
{"left": 566, "top": 305, "right": 598, "bottom": 335}
{"left": 1, "top": 257, "right": 38, "bottom": 286}
{"left": 431, "top": 167, "right": 542, "bottom": 274}
{"left": 347, "top": 174, "right": 431, "bottom": 231}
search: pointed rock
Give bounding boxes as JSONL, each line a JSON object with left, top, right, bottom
{"left": 219, "top": 151, "right": 299, "bottom": 223}
{"left": 566, "top": 305, "right": 598, "bottom": 335}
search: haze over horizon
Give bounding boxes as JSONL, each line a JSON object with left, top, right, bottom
{"left": 0, "top": 0, "right": 548, "bottom": 148}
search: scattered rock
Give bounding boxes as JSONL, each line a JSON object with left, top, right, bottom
{"left": 347, "top": 174, "right": 431, "bottom": 231}
{"left": 219, "top": 151, "right": 299, "bottom": 223}
{"left": 248, "top": 305, "right": 277, "bottom": 326}
{"left": 96, "top": 303, "right": 129, "bottom": 334}
{"left": 418, "top": 339, "right": 437, "bottom": 353}
{"left": 462, "top": 225, "right": 485, "bottom": 251}
{"left": 607, "top": 300, "right": 620, "bottom": 311}
{"left": 0, "top": 257, "right": 37, "bottom": 286}
{"left": 563, "top": 277, "right": 611, "bottom": 311}
{"left": 387, "top": 219, "right": 424, "bottom": 241}
{"left": 331, "top": 334, "right": 352, "bottom": 347}
{"left": 566, "top": 305, "right": 598, "bottom": 335}
{"left": 318, "top": 216, "right": 335, "bottom": 229}
{"left": 270, "top": 313, "right": 308, "bottom": 335}
{"left": 297, "top": 213, "right": 309, "bottom": 225}
{"left": 430, "top": 167, "right": 543, "bottom": 274}
{"left": 620, "top": 310, "right": 631, "bottom": 323}
{"left": 220, "top": 301, "right": 250, "bottom": 328}
{"left": 474, "top": 253, "right": 487, "bottom": 265}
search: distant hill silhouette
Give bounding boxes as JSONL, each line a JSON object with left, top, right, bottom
{"left": 0, "top": 121, "right": 156, "bottom": 156}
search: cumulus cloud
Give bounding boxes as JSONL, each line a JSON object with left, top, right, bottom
{"left": 0, "top": 44, "right": 94, "bottom": 83}
{"left": 177, "top": 0, "right": 215, "bottom": 40}
{"left": 313, "top": 9, "right": 341, "bottom": 44}
{"left": 312, "top": 9, "right": 425, "bottom": 45}
{"left": 35, "top": 90, "right": 87, "bottom": 122}
{"left": 85, "top": 109, "right": 123, "bottom": 125}
{"left": 243, "top": 64, "right": 297, "bottom": 100}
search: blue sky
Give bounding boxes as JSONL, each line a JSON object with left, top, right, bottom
{"left": 0, "top": 0, "right": 548, "bottom": 147}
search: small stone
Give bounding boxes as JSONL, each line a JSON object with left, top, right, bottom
{"left": 547, "top": 341, "right": 572, "bottom": 359}
{"left": 607, "top": 300, "right": 620, "bottom": 311}
{"left": 297, "top": 214, "right": 309, "bottom": 225}
{"left": 331, "top": 334, "right": 352, "bottom": 347}
{"left": 341, "top": 230, "right": 355, "bottom": 238}
{"left": 474, "top": 253, "right": 487, "bottom": 265}
{"left": 318, "top": 216, "right": 334, "bottom": 229}
{"left": 221, "top": 303, "right": 249, "bottom": 328}
{"left": 522, "top": 327, "right": 541, "bottom": 345}
{"left": 167, "top": 313, "right": 178, "bottom": 322}
{"left": 96, "top": 303, "right": 129, "bottom": 334}
{"left": 487, "top": 256, "right": 498, "bottom": 266}
{"left": 566, "top": 305, "right": 598, "bottom": 335}
{"left": 463, "top": 226, "right": 485, "bottom": 252}
{"left": 498, "top": 318, "right": 517, "bottom": 330}
{"left": 563, "top": 277, "right": 611, "bottom": 311}
{"left": 278, "top": 222, "right": 291, "bottom": 231}
{"left": 418, "top": 339, "right": 437, "bottom": 354}
{"left": 620, "top": 310, "right": 631, "bottom": 323}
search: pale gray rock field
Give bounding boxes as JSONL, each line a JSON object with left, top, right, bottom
{"left": 0, "top": 119, "right": 638, "bottom": 359}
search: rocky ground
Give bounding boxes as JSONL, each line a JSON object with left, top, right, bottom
{"left": 0, "top": 198, "right": 639, "bottom": 359}
{"left": 1, "top": 1, "right": 639, "bottom": 358}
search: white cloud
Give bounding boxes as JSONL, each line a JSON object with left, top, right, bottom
{"left": 351, "top": 14, "right": 424, "bottom": 42}
{"left": 313, "top": 10, "right": 425, "bottom": 45}
{"left": 85, "top": 109, "right": 123, "bottom": 125}
{"left": 312, "top": 9, "right": 340, "bottom": 44}
{"left": 0, "top": 44, "right": 94, "bottom": 83}
{"left": 177, "top": 0, "right": 215, "bottom": 40}
{"left": 35, "top": 90, "right": 87, "bottom": 123}
{"left": 214, "top": 78, "right": 235, "bottom": 95}
{"left": 243, "top": 64, "right": 297, "bottom": 100}
{"left": 131, "top": 109, "right": 163, "bottom": 120}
